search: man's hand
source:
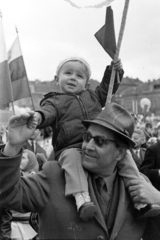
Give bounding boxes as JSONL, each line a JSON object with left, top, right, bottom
{"left": 128, "top": 179, "right": 160, "bottom": 205}
{"left": 4, "top": 111, "right": 38, "bottom": 156}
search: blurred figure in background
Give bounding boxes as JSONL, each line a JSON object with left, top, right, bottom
{"left": 10, "top": 149, "right": 39, "bottom": 240}
{"left": 0, "top": 208, "right": 12, "bottom": 240}
{"left": 20, "top": 149, "right": 39, "bottom": 175}
{"left": 0, "top": 124, "right": 8, "bottom": 145}
{"left": 131, "top": 128, "right": 146, "bottom": 168}
{"left": 38, "top": 127, "right": 53, "bottom": 159}
{"left": 146, "top": 137, "right": 157, "bottom": 148}
{"left": 144, "top": 122, "right": 153, "bottom": 142}
{"left": 23, "top": 129, "right": 47, "bottom": 158}
{"left": 36, "top": 153, "right": 47, "bottom": 171}
{"left": 140, "top": 134, "right": 160, "bottom": 240}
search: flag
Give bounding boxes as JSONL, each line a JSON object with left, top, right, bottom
{"left": 63, "top": 0, "right": 114, "bottom": 9}
{"left": 8, "top": 35, "right": 31, "bottom": 101}
{"left": 0, "top": 11, "right": 13, "bottom": 109}
{"left": 95, "top": 6, "right": 116, "bottom": 59}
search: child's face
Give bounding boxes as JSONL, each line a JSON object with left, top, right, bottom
{"left": 20, "top": 152, "right": 29, "bottom": 171}
{"left": 57, "top": 61, "right": 88, "bottom": 94}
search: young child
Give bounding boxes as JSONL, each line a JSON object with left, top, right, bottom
{"left": 34, "top": 56, "right": 124, "bottom": 221}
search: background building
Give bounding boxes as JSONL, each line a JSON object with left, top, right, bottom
{"left": 13, "top": 76, "right": 160, "bottom": 116}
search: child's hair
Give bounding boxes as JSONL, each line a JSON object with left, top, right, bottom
{"left": 56, "top": 56, "right": 92, "bottom": 81}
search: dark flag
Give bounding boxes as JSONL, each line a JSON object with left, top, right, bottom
{"left": 95, "top": 6, "right": 116, "bottom": 59}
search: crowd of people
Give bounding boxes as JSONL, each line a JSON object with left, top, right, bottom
{"left": 0, "top": 56, "right": 160, "bottom": 240}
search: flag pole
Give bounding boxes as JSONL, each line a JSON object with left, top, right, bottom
{"left": 15, "top": 27, "right": 35, "bottom": 111}
{"left": 10, "top": 101, "right": 15, "bottom": 114}
{"left": 106, "top": 0, "right": 130, "bottom": 105}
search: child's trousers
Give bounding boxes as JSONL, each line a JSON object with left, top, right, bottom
{"left": 58, "top": 148, "right": 88, "bottom": 196}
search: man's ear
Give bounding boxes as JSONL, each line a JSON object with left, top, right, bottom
{"left": 115, "top": 147, "right": 126, "bottom": 162}
{"left": 54, "top": 75, "right": 59, "bottom": 86}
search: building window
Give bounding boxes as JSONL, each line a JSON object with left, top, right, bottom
{"left": 154, "top": 84, "right": 160, "bottom": 90}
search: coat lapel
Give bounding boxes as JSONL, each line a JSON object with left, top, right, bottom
{"left": 109, "top": 176, "right": 129, "bottom": 240}
{"left": 89, "top": 174, "right": 129, "bottom": 240}
{"left": 88, "top": 175, "right": 109, "bottom": 237}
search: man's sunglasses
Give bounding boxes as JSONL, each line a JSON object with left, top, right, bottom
{"left": 82, "top": 131, "right": 117, "bottom": 147}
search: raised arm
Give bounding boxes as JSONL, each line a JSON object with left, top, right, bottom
{"left": 95, "top": 58, "right": 124, "bottom": 107}
{"left": 4, "top": 111, "right": 37, "bottom": 156}
{"left": 0, "top": 112, "right": 50, "bottom": 213}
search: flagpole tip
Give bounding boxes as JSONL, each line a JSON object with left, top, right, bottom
{"left": 15, "top": 26, "right": 18, "bottom": 34}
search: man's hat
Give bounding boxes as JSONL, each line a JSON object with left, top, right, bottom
{"left": 83, "top": 103, "right": 135, "bottom": 147}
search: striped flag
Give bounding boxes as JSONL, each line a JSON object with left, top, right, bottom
{"left": 8, "top": 35, "right": 31, "bottom": 101}
{"left": 63, "top": 0, "right": 114, "bottom": 8}
{"left": 0, "top": 11, "right": 13, "bottom": 109}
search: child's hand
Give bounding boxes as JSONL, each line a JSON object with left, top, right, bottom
{"left": 111, "top": 58, "right": 123, "bottom": 72}
{"left": 34, "top": 112, "right": 42, "bottom": 126}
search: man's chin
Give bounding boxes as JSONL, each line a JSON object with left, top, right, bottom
{"left": 82, "top": 155, "right": 96, "bottom": 169}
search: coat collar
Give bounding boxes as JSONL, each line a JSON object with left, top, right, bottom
{"left": 88, "top": 173, "right": 130, "bottom": 239}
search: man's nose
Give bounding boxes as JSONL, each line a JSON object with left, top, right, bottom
{"left": 85, "top": 138, "right": 95, "bottom": 149}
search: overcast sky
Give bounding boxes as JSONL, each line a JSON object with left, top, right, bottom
{"left": 1, "top": 0, "right": 160, "bottom": 82}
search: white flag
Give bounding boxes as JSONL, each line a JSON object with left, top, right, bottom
{"left": 0, "top": 10, "right": 13, "bottom": 109}
{"left": 63, "top": 0, "right": 114, "bottom": 8}
{"left": 8, "top": 36, "right": 31, "bottom": 101}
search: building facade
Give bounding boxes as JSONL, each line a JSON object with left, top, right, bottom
{"left": 13, "top": 77, "right": 160, "bottom": 116}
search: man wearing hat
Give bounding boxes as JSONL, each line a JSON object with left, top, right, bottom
{"left": 0, "top": 103, "right": 147, "bottom": 240}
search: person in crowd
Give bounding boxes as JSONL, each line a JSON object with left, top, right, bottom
{"left": 10, "top": 149, "right": 39, "bottom": 240}
{"left": 0, "top": 124, "right": 7, "bottom": 145}
{"left": 20, "top": 149, "right": 39, "bottom": 175}
{"left": 0, "top": 208, "right": 12, "bottom": 240}
{"left": 130, "top": 128, "right": 146, "bottom": 168}
{"left": 153, "top": 122, "right": 160, "bottom": 139}
{"left": 0, "top": 126, "right": 12, "bottom": 240}
{"left": 0, "top": 105, "right": 150, "bottom": 240}
{"left": 34, "top": 56, "right": 124, "bottom": 220}
{"left": 144, "top": 122, "right": 153, "bottom": 141}
{"left": 129, "top": 178, "right": 160, "bottom": 240}
{"left": 0, "top": 125, "right": 4, "bottom": 144}
{"left": 23, "top": 129, "right": 47, "bottom": 158}
{"left": 140, "top": 136, "right": 160, "bottom": 240}
{"left": 141, "top": 138, "right": 160, "bottom": 197}
{"left": 39, "top": 127, "right": 53, "bottom": 159}
{"left": 140, "top": 128, "right": 147, "bottom": 149}
{"left": 36, "top": 153, "right": 47, "bottom": 171}
{"left": 146, "top": 137, "right": 157, "bottom": 148}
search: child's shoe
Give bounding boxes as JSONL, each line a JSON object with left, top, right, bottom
{"left": 74, "top": 192, "right": 97, "bottom": 221}
{"left": 79, "top": 202, "right": 97, "bottom": 221}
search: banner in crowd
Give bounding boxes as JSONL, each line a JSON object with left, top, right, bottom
{"left": 8, "top": 35, "right": 31, "bottom": 101}
{"left": 95, "top": 6, "right": 116, "bottom": 59}
{"left": 63, "top": 0, "right": 114, "bottom": 8}
{"left": 0, "top": 11, "right": 13, "bottom": 109}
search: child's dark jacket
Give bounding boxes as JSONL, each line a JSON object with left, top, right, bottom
{"left": 37, "top": 66, "right": 124, "bottom": 159}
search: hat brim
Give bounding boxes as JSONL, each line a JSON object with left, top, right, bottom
{"left": 82, "top": 119, "right": 135, "bottom": 147}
